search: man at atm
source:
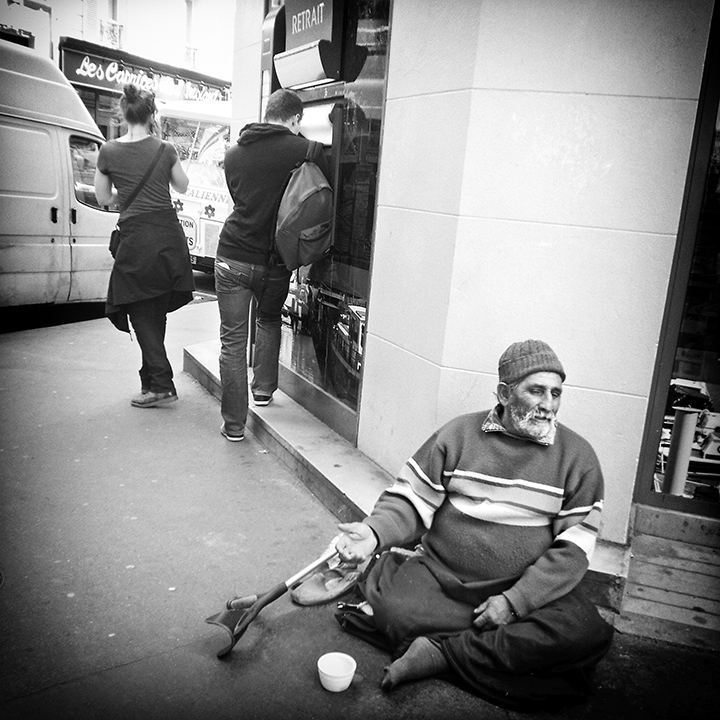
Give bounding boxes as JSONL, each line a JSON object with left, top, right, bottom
{"left": 332, "top": 339, "right": 615, "bottom": 709}
{"left": 214, "top": 88, "right": 331, "bottom": 442}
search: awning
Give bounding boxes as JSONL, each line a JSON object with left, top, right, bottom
{"left": 273, "top": 39, "right": 341, "bottom": 90}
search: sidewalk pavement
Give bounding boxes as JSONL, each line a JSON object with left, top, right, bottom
{"left": 0, "top": 298, "right": 718, "bottom": 720}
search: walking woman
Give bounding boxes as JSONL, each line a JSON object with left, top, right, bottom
{"left": 94, "top": 84, "right": 194, "bottom": 408}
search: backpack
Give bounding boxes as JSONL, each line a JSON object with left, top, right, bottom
{"left": 272, "top": 140, "right": 333, "bottom": 271}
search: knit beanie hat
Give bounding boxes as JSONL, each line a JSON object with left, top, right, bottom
{"left": 498, "top": 339, "right": 566, "bottom": 385}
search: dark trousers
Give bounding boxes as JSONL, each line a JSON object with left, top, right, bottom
{"left": 352, "top": 549, "right": 614, "bottom": 709}
{"left": 128, "top": 293, "right": 175, "bottom": 394}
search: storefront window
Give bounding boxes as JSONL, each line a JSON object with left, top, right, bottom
{"left": 76, "top": 88, "right": 120, "bottom": 140}
{"left": 651, "top": 103, "right": 720, "bottom": 507}
{"left": 277, "top": 0, "right": 390, "bottom": 437}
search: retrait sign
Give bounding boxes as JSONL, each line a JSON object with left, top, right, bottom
{"left": 284, "top": 0, "right": 335, "bottom": 51}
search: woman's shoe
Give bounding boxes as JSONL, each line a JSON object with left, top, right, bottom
{"left": 131, "top": 390, "right": 178, "bottom": 408}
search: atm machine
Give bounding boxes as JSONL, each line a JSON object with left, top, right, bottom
{"left": 261, "top": 0, "right": 390, "bottom": 443}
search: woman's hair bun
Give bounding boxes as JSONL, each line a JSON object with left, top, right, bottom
{"left": 119, "top": 83, "right": 155, "bottom": 125}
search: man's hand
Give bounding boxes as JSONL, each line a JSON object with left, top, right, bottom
{"left": 336, "top": 522, "right": 378, "bottom": 566}
{"left": 472, "top": 594, "right": 517, "bottom": 630}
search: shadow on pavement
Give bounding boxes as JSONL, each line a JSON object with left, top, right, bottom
{"left": 0, "top": 303, "right": 107, "bottom": 333}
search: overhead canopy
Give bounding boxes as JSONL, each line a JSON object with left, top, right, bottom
{"left": 264, "top": 0, "right": 345, "bottom": 90}
{"left": 273, "top": 39, "right": 341, "bottom": 90}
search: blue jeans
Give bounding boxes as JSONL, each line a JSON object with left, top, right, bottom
{"left": 214, "top": 256, "right": 291, "bottom": 434}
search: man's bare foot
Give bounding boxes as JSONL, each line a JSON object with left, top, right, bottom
{"left": 381, "top": 636, "right": 448, "bottom": 690}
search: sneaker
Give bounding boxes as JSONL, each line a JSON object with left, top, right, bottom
{"left": 253, "top": 394, "right": 273, "bottom": 406}
{"left": 221, "top": 424, "right": 244, "bottom": 442}
{"left": 131, "top": 390, "right": 178, "bottom": 408}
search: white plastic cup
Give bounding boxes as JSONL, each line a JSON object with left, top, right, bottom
{"left": 317, "top": 652, "right": 357, "bottom": 692}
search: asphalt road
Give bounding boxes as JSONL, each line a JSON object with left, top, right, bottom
{"left": 1, "top": 287, "right": 719, "bottom": 720}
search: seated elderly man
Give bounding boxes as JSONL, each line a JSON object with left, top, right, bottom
{"left": 333, "top": 339, "right": 614, "bottom": 709}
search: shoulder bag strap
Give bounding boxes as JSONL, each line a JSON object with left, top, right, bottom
{"left": 120, "top": 142, "right": 166, "bottom": 212}
{"left": 305, "top": 140, "right": 319, "bottom": 163}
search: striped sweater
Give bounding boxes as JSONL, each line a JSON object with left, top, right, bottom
{"left": 364, "top": 408, "right": 604, "bottom": 618}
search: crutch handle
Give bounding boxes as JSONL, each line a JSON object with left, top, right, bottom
{"left": 226, "top": 593, "right": 259, "bottom": 610}
{"left": 285, "top": 539, "right": 339, "bottom": 588}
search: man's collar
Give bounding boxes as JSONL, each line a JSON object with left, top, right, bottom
{"left": 481, "top": 405, "right": 557, "bottom": 446}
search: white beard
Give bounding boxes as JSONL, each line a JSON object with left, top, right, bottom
{"left": 507, "top": 402, "right": 555, "bottom": 440}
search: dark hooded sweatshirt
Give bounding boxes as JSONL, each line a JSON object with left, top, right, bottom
{"left": 217, "top": 122, "right": 331, "bottom": 266}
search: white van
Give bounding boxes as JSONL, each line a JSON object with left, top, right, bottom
{"left": 0, "top": 40, "right": 117, "bottom": 307}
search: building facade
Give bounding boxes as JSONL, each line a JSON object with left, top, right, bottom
{"left": 0, "top": 0, "right": 233, "bottom": 136}
{"left": 233, "top": 0, "right": 720, "bottom": 649}
{"left": 2, "top": 0, "right": 717, "bottom": 649}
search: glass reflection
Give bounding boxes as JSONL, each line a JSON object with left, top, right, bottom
{"left": 653, "top": 104, "right": 720, "bottom": 504}
{"left": 279, "top": 0, "right": 389, "bottom": 412}
{"left": 70, "top": 137, "right": 103, "bottom": 208}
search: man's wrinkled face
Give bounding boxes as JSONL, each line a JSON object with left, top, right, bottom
{"left": 499, "top": 371, "right": 563, "bottom": 440}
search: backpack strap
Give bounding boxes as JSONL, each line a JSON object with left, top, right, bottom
{"left": 120, "top": 142, "right": 166, "bottom": 212}
{"left": 267, "top": 139, "right": 318, "bottom": 269}
{"left": 305, "top": 140, "right": 319, "bottom": 163}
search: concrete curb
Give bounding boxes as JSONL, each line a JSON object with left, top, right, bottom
{"left": 184, "top": 338, "right": 392, "bottom": 524}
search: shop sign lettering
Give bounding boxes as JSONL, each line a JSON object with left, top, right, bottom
{"left": 182, "top": 84, "right": 225, "bottom": 102}
{"left": 186, "top": 187, "right": 231, "bottom": 204}
{"left": 74, "top": 55, "right": 156, "bottom": 92}
{"left": 65, "top": 51, "right": 227, "bottom": 102}
{"left": 178, "top": 215, "right": 197, "bottom": 249}
{"left": 291, "top": 3, "right": 325, "bottom": 35}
